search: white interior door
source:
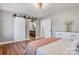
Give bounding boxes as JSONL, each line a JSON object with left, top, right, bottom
{"left": 14, "top": 17, "right": 25, "bottom": 41}
{"left": 41, "top": 19, "right": 52, "bottom": 38}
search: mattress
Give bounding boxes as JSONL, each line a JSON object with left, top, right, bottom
{"left": 36, "top": 39, "right": 78, "bottom": 55}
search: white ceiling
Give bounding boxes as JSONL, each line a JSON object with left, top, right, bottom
{"left": 0, "top": 3, "right": 79, "bottom": 18}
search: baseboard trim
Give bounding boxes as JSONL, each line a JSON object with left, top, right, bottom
{"left": 0, "top": 38, "right": 29, "bottom": 45}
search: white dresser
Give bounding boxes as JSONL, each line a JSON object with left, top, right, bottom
{"left": 55, "top": 32, "right": 79, "bottom": 40}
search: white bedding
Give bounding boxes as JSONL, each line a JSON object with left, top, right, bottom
{"left": 36, "top": 39, "right": 79, "bottom": 55}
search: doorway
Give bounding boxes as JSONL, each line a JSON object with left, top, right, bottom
{"left": 29, "top": 19, "right": 36, "bottom": 41}
{"left": 41, "top": 19, "right": 52, "bottom": 38}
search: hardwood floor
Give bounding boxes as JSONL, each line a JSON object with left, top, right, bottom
{"left": 0, "top": 40, "right": 30, "bottom": 55}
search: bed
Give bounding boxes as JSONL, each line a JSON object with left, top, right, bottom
{"left": 24, "top": 34, "right": 79, "bottom": 55}
{"left": 24, "top": 37, "right": 59, "bottom": 55}
{"left": 36, "top": 39, "right": 79, "bottom": 55}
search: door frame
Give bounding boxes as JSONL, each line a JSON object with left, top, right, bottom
{"left": 41, "top": 18, "right": 52, "bottom": 38}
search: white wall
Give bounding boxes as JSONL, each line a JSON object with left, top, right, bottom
{"left": 0, "top": 10, "right": 14, "bottom": 42}
{"left": 40, "top": 8, "right": 79, "bottom": 37}
{"left": 52, "top": 8, "right": 79, "bottom": 32}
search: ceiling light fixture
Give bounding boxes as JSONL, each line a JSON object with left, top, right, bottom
{"left": 37, "top": 3, "right": 44, "bottom": 9}
{"left": 34, "top": 0, "right": 46, "bottom": 9}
